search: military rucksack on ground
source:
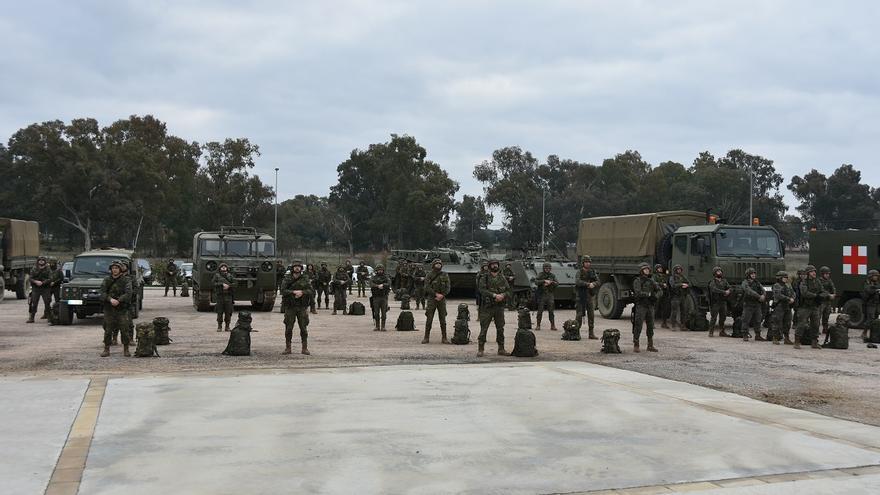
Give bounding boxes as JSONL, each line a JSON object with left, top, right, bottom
{"left": 222, "top": 312, "right": 253, "bottom": 356}
{"left": 134, "top": 322, "right": 159, "bottom": 357}
{"left": 686, "top": 313, "right": 709, "bottom": 332}
{"left": 868, "top": 319, "right": 880, "bottom": 344}
{"left": 396, "top": 311, "right": 416, "bottom": 331}
{"left": 456, "top": 303, "right": 469, "bottom": 321}
{"left": 731, "top": 317, "right": 745, "bottom": 338}
{"left": 516, "top": 307, "right": 532, "bottom": 329}
{"left": 400, "top": 293, "right": 411, "bottom": 310}
{"left": 511, "top": 328, "right": 538, "bottom": 357}
{"left": 451, "top": 318, "right": 470, "bottom": 344}
{"left": 561, "top": 319, "right": 581, "bottom": 341}
{"left": 823, "top": 324, "right": 849, "bottom": 350}
{"left": 601, "top": 329, "right": 622, "bottom": 354}
{"left": 349, "top": 301, "right": 365, "bottom": 315}
{"left": 153, "top": 317, "right": 172, "bottom": 345}
{"left": 180, "top": 279, "right": 190, "bottom": 297}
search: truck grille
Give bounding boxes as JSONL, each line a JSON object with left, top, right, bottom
{"left": 728, "top": 262, "right": 777, "bottom": 282}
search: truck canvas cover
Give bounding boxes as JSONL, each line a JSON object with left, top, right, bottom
{"left": 0, "top": 218, "right": 40, "bottom": 258}
{"left": 577, "top": 211, "right": 705, "bottom": 257}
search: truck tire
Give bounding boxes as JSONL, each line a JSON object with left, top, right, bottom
{"left": 58, "top": 302, "right": 73, "bottom": 325}
{"left": 15, "top": 273, "right": 30, "bottom": 300}
{"left": 193, "top": 289, "right": 212, "bottom": 312}
{"left": 257, "top": 297, "right": 275, "bottom": 312}
{"left": 842, "top": 298, "right": 865, "bottom": 328}
{"left": 598, "top": 283, "right": 624, "bottom": 319}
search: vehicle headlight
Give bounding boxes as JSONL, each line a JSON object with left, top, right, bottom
{"left": 261, "top": 261, "right": 273, "bottom": 272}
{"left": 205, "top": 261, "right": 218, "bottom": 272}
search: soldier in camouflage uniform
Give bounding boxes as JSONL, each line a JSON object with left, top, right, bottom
{"left": 213, "top": 262, "right": 236, "bottom": 332}
{"left": 164, "top": 258, "right": 179, "bottom": 296}
{"left": 422, "top": 258, "right": 451, "bottom": 344}
{"left": 280, "top": 261, "right": 313, "bottom": 355}
{"left": 356, "top": 261, "right": 370, "bottom": 297}
{"left": 653, "top": 264, "right": 670, "bottom": 329}
{"left": 708, "top": 266, "right": 731, "bottom": 337}
{"left": 27, "top": 256, "right": 52, "bottom": 323}
{"left": 396, "top": 261, "right": 413, "bottom": 299}
{"left": 111, "top": 262, "right": 135, "bottom": 345}
{"left": 306, "top": 263, "right": 318, "bottom": 314}
{"left": 575, "top": 256, "right": 599, "bottom": 339}
{"left": 316, "top": 262, "right": 332, "bottom": 309}
{"left": 477, "top": 259, "right": 512, "bottom": 357}
{"left": 370, "top": 264, "right": 392, "bottom": 331}
{"left": 412, "top": 263, "right": 427, "bottom": 310}
{"left": 503, "top": 262, "right": 517, "bottom": 310}
{"left": 476, "top": 261, "right": 488, "bottom": 308}
{"left": 795, "top": 265, "right": 823, "bottom": 349}
{"left": 771, "top": 271, "right": 795, "bottom": 345}
{"left": 863, "top": 269, "right": 880, "bottom": 341}
{"left": 632, "top": 263, "right": 660, "bottom": 352}
{"left": 818, "top": 266, "right": 837, "bottom": 335}
{"left": 331, "top": 266, "right": 350, "bottom": 315}
{"left": 533, "top": 262, "right": 559, "bottom": 331}
{"left": 100, "top": 260, "right": 132, "bottom": 357}
{"left": 668, "top": 264, "right": 691, "bottom": 330}
{"left": 792, "top": 269, "right": 806, "bottom": 329}
{"left": 740, "top": 267, "right": 766, "bottom": 341}
{"left": 275, "top": 260, "right": 286, "bottom": 292}
{"left": 48, "top": 257, "right": 63, "bottom": 305}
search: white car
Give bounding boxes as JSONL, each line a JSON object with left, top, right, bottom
{"left": 352, "top": 265, "right": 375, "bottom": 282}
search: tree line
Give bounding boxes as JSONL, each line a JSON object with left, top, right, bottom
{"left": 1, "top": 115, "right": 877, "bottom": 256}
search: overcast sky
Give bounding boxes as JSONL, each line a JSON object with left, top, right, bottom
{"left": 2, "top": 1, "right": 877, "bottom": 226}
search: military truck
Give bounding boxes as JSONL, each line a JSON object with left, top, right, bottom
{"left": 0, "top": 218, "right": 40, "bottom": 301}
{"left": 577, "top": 211, "right": 785, "bottom": 321}
{"left": 808, "top": 229, "right": 880, "bottom": 327}
{"left": 57, "top": 248, "right": 144, "bottom": 325}
{"left": 191, "top": 227, "right": 279, "bottom": 312}
{"left": 507, "top": 255, "right": 580, "bottom": 309}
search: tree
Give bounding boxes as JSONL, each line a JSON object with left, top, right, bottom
{"left": 196, "top": 138, "right": 273, "bottom": 229}
{"left": 789, "top": 164, "right": 878, "bottom": 230}
{"left": 453, "top": 195, "right": 493, "bottom": 244}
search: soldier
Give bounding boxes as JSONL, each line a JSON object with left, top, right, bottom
{"left": 792, "top": 269, "right": 806, "bottom": 329}
{"left": 533, "top": 262, "right": 559, "bottom": 331}
{"left": 741, "top": 267, "right": 766, "bottom": 341}
{"left": 575, "top": 256, "right": 600, "bottom": 339}
{"left": 112, "top": 262, "right": 135, "bottom": 346}
{"left": 306, "top": 263, "right": 318, "bottom": 314}
{"left": 863, "top": 269, "right": 880, "bottom": 341}
{"left": 331, "top": 266, "right": 350, "bottom": 315}
{"left": 477, "top": 259, "right": 512, "bottom": 357}
{"left": 423, "top": 258, "right": 451, "bottom": 344}
{"left": 275, "top": 260, "right": 286, "bottom": 292}
{"left": 771, "top": 271, "right": 795, "bottom": 345}
{"left": 668, "top": 264, "right": 690, "bottom": 330}
{"left": 708, "top": 266, "right": 732, "bottom": 337}
{"left": 356, "top": 261, "right": 370, "bottom": 297}
{"left": 316, "top": 262, "right": 332, "bottom": 309}
{"left": 344, "top": 259, "right": 355, "bottom": 295}
{"left": 476, "top": 261, "right": 488, "bottom": 308}
{"left": 397, "top": 261, "right": 413, "bottom": 299}
{"left": 48, "top": 257, "right": 63, "bottom": 305}
{"left": 26, "top": 256, "right": 52, "bottom": 323}
{"left": 370, "top": 264, "right": 392, "bottom": 331}
{"left": 164, "top": 258, "right": 179, "bottom": 296}
{"left": 653, "top": 264, "right": 670, "bottom": 329}
{"left": 795, "top": 265, "right": 822, "bottom": 349}
{"left": 503, "top": 262, "right": 517, "bottom": 310}
{"left": 818, "top": 266, "right": 837, "bottom": 335}
{"left": 280, "top": 260, "right": 313, "bottom": 355}
{"left": 99, "top": 260, "right": 132, "bottom": 357}
{"left": 213, "top": 262, "right": 236, "bottom": 332}
{"left": 411, "top": 263, "right": 427, "bottom": 310}
{"left": 632, "top": 263, "right": 660, "bottom": 353}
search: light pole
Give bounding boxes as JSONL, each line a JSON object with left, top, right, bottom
{"left": 540, "top": 187, "right": 546, "bottom": 257}
{"left": 748, "top": 167, "right": 753, "bottom": 225}
{"left": 274, "top": 167, "right": 279, "bottom": 242}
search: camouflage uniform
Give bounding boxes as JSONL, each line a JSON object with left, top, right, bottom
{"left": 423, "top": 260, "right": 451, "bottom": 344}
{"left": 112, "top": 263, "right": 135, "bottom": 345}
{"left": 370, "top": 266, "right": 392, "bottom": 331}
{"left": 27, "top": 257, "right": 53, "bottom": 322}
{"left": 668, "top": 265, "right": 690, "bottom": 329}
{"left": 792, "top": 270, "right": 806, "bottom": 329}
{"left": 275, "top": 260, "right": 286, "bottom": 291}
{"left": 48, "top": 258, "right": 63, "bottom": 305}
{"left": 331, "top": 266, "right": 350, "bottom": 315}
{"left": 477, "top": 261, "right": 512, "bottom": 356}
{"left": 100, "top": 262, "right": 133, "bottom": 357}
{"left": 503, "top": 263, "right": 517, "bottom": 310}
{"left": 632, "top": 263, "right": 660, "bottom": 352}
{"left": 164, "top": 259, "right": 179, "bottom": 296}
{"left": 316, "top": 263, "right": 332, "bottom": 309}
{"left": 306, "top": 264, "right": 318, "bottom": 313}
{"left": 281, "top": 262, "right": 313, "bottom": 355}
{"left": 411, "top": 265, "right": 427, "bottom": 309}
{"left": 796, "top": 266, "right": 822, "bottom": 349}
{"left": 864, "top": 270, "right": 880, "bottom": 340}
{"left": 475, "top": 263, "right": 488, "bottom": 308}
{"left": 344, "top": 261, "right": 355, "bottom": 295}
{"left": 740, "top": 268, "right": 766, "bottom": 341}
{"left": 771, "top": 272, "right": 795, "bottom": 344}
{"left": 213, "top": 264, "right": 236, "bottom": 331}
{"left": 356, "top": 262, "right": 370, "bottom": 297}
{"left": 533, "top": 264, "right": 558, "bottom": 331}
{"left": 818, "top": 266, "right": 836, "bottom": 334}
{"left": 652, "top": 265, "right": 670, "bottom": 328}
{"left": 396, "top": 263, "right": 413, "bottom": 298}
{"left": 708, "top": 267, "right": 731, "bottom": 337}
{"left": 575, "top": 259, "right": 600, "bottom": 338}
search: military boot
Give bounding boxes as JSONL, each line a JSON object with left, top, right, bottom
{"left": 380, "top": 320, "right": 386, "bottom": 331}
{"left": 373, "top": 320, "right": 380, "bottom": 331}
{"left": 719, "top": 328, "right": 730, "bottom": 337}
{"left": 217, "top": 322, "right": 223, "bottom": 332}
{"left": 332, "top": 309, "right": 337, "bottom": 315}
{"left": 310, "top": 308, "right": 317, "bottom": 315}
{"left": 633, "top": 339, "right": 640, "bottom": 353}
{"left": 40, "top": 312, "right": 48, "bottom": 319}
{"left": 861, "top": 329, "right": 868, "bottom": 342}
{"left": 784, "top": 334, "right": 793, "bottom": 345}
{"left": 497, "top": 343, "right": 510, "bottom": 356}
{"left": 647, "top": 337, "right": 658, "bottom": 352}
{"left": 811, "top": 339, "right": 822, "bottom": 349}
{"left": 661, "top": 320, "right": 669, "bottom": 329}
{"left": 754, "top": 332, "right": 766, "bottom": 342}
{"left": 440, "top": 328, "right": 450, "bottom": 344}
{"left": 123, "top": 344, "right": 131, "bottom": 357}
{"left": 588, "top": 328, "right": 597, "bottom": 340}
{"left": 224, "top": 322, "right": 230, "bottom": 332}
{"left": 772, "top": 336, "right": 781, "bottom": 345}
{"left": 301, "top": 339, "right": 310, "bottom": 355}
{"left": 112, "top": 335, "right": 118, "bottom": 345}
{"left": 708, "top": 325, "right": 715, "bottom": 338}
{"left": 26, "top": 314, "right": 35, "bottom": 323}
{"left": 535, "top": 321, "right": 541, "bottom": 331}
{"left": 477, "top": 342, "right": 485, "bottom": 357}
{"left": 742, "top": 332, "right": 750, "bottom": 342}
{"left": 550, "top": 321, "right": 558, "bottom": 331}
{"left": 421, "top": 329, "right": 430, "bottom": 344}
{"left": 100, "top": 346, "right": 110, "bottom": 357}
{"left": 282, "top": 340, "right": 292, "bottom": 355}
{"left": 793, "top": 338, "right": 801, "bottom": 349}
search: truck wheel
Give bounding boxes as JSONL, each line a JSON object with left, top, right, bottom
{"left": 842, "top": 298, "right": 865, "bottom": 328}
{"left": 0, "top": 278, "right": 5, "bottom": 301}
{"left": 598, "top": 283, "right": 624, "bottom": 319}
{"left": 58, "top": 302, "right": 73, "bottom": 325}
{"left": 15, "top": 273, "right": 30, "bottom": 300}
{"left": 193, "top": 289, "right": 212, "bottom": 312}
{"left": 258, "top": 297, "right": 275, "bottom": 312}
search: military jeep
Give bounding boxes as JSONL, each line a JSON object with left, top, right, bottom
{"left": 191, "top": 227, "right": 279, "bottom": 312}
{"left": 57, "top": 248, "right": 144, "bottom": 325}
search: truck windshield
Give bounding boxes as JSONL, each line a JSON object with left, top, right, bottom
{"left": 199, "top": 239, "right": 275, "bottom": 257}
{"left": 715, "top": 229, "right": 781, "bottom": 257}
{"left": 73, "top": 256, "right": 125, "bottom": 277}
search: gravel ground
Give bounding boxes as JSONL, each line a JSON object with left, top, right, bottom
{"left": 2, "top": 288, "right": 879, "bottom": 426}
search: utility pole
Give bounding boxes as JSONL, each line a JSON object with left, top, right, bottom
{"left": 749, "top": 167, "right": 753, "bottom": 225}
{"left": 274, "top": 167, "right": 279, "bottom": 243}
{"left": 541, "top": 188, "right": 546, "bottom": 257}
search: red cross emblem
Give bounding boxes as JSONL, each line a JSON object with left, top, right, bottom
{"left": 842, "top": 245, "right": 867, "bottom": 275}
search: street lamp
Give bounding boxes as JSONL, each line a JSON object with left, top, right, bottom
{"left": 274, "top": 167, "right": 279, "bottom": 243}
{"left": 541, "top": 187, "right": 546, "bottom": 257}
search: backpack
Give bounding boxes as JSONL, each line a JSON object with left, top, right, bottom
{"left": 348, "top": 301, "right": 365, "bottom": 316}
{"left": 822, "top": 324, "right": 849, "bottom": 349}
{"left": 869, "top": 319, "right": 880, "bottom": 344}
{"left": 134, "top": 322, "right": 159, "bottom": 357}
{"left": 400, "top": 294, "right": 411, "bottom": 310}
{"left": 686, "top": 313, "right": 710, "bottom": 332}
{"left": 153, "top": 317, "right": 172, "bottom": 345}
{"left": 511, "top": 329, "right": 538, "bottom": 357}
{"left": 222, "top": 314, "right": 253, "bottom": 356}
{"left": 456, "top": 303, "right": 470, "bottom": 321}
{"left": 601, "top": 329, "right": 621, "bottom": 354}
{"left": 561, "top": 319, "right": 581, "bottom": 341}
{"left": 451, "top": 319, "right": 470, "bottom": 344}
{"left": 180, "top": 279, "right": 190, "bottom": 297}
{"left": 396, "top": 311, "right": 416, "bottom": 331}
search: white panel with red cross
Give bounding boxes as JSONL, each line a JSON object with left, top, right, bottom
{"left": 842, "top": 245, "right": 868, "bottom": 275}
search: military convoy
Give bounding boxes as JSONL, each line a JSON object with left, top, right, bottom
{"left": 577, "top": 211, "right": 786, "bottom": 322}
{"left": 808, "top": 229, "right": 880, "bottom": 327}
{"left": 191, "top": 227, "right": 279, "bottom": 312}
{"left": 57, "top": 248, "right": 144, "bottom": 325}
{"left": 0, "top": 218, "right": 40, "bottom": 301}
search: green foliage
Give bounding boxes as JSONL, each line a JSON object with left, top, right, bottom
{"left": 788, "top": 164, "right": 879, "bottom": 230}
{"left": 453, "top": 195, "right": 493, "bottom": 245}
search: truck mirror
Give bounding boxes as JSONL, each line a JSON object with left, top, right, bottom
{"left": 65, "top": 269, "right": 71, "bottom": 279}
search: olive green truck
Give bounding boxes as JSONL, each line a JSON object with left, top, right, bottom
{"left": 0, "top": 218, "right": 40, "bottom": 301}
{"left": 808, "top": 229, "right": 880, "bottom": 328}
{"left": 576, "top": 210, "right": 786, "bottom": 322}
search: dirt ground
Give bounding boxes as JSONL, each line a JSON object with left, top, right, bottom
{"left": 2, "top": 288, "right": 878, "bottom": 426}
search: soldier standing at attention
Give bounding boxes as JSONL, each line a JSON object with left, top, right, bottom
{"left": 477, "top": 259, "right": 512, "bottom": 357}
{"left": 476, "top": 261, "right": 488, "bottom": 308}
{"left": 575, "top": 256, "right": 599, "bottom": 339}
{"left": 344, "top": 259, "right": 355, "bottom": 295}
{"left": 411, "top": 263, "right": 427, "bottom": 310}
{"left": 708, "top": 266, "right": 731, "bottom": 337}
{"left": 397, "top": 261, "right": 413, "bottom": 299}
{"left": 771, "top": 271, "right": 795, "bottom": 345}
{"left": 668, "top": 264, "right": 690, "bottom": 330}
{"left": 818, "top": 266, "right": 837, "bottom": 336}
{"left": 792, "top": 269, "right": 806, "bottom": 329}
{"left": 795, "top": 265, "right": 823, "bottom": 349}
{"left": 741, "top": 267, "right": 766, "bottom": 341}
{"left": 653, "top": 264, "right": 670, "bottom": 329}
{"left": 370, "top": 264, "right": 392, "bottom": 331}
{"left": 502, "top": 262, "right": 517, "bottom": 310}
{"left": 422, "top": 258, "right": 451, "bottom": 344}
{"left": 281, "top": 261, "right": 313, "bottom": 355}
{"left": 112, "top": 262, "right": 135, "bottom": 345}
{"left": 863, "top": 269, "right": 880, "bottom": 341}
{"left": 306, "top": 263, "right": 318, "bottom": 314}
{"left": 632, "top": 263, "right": 659, "bottom": 353}
{"left": 356, "top": 261, "right": 370, "bottom": 297}
{"left": 533, "top": 262, "right": 559, "bottom": 331}
{"left": 316, "top": 262, "right": 332, "bottom": 309}
{"left": 213, "top": 262, "right": 236, "bottom": 332}
{"left": 164, "top": 258, "right": 179, "bottom": 297}
{"left": 100, "top": 260, "right": 132, "bottom": 357}
{"left": 331, "top": 266, "right": 350, "bottom": 315}
{"left": 48, "top": 257, "right": 63, "bottom": 305}
{"left": 26, "top": 256, "right": 52, "bottom": 323}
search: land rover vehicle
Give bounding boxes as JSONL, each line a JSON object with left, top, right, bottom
{"left": 57, "top": 248, "right": 144, "bottom": 325}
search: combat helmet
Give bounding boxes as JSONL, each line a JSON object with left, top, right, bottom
{"left": 218, "top": 262, "right": 229, "bottom": 270}
{"left": 835, "top": 313, "right": 851, "bottom": 327}
{"left": 109, "top": 260, "right": 124, "bottom": 270}
{"left": 432, "top": 258, "right": 443, "bottom": 266}
{"left": 375, "top": 264, "right": 385, "bottom": 271}
{"left": 819, "top": 266, "right": 831, "bottom": 274}
{"left": 775, "top": 270, "right": 788, "bottom": 279}
{"left": 712, "top": 266, "right": 723, "bottom": 276}
{"left": 638, "top": 262, "right": 651, "bottom": 274}
{"left": 291, "top": 260, "right": 303, "bottom": 269}
{"left": 744, "top": 267, "right": 756, "bottom": 277}
{"left": 582, "top": 255, "right": 592, "bottom": 263}
{"left": 542, "top": 262, "right": 552, "bottom": 269}
{"left": 672, "top": 264, "right": 683, "bottom": 273}
{"left": 805, "top": 264, "right": 817, "bottom": 273}
{"left": 654, "top": 263, "right": 663, "bottom": 271}
{"left": 868, "top": 269, "right": 879, "bottom": 278}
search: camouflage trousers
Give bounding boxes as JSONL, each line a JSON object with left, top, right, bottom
{"left": 820, "top": 302, "right": 833, "bottom": 333}
{"left": 357, "top": 279, "right": 367, "bottom": 297}
{"left": 216, "top": 295, "right": 234, "bottom": 325}
{"left": 741, "top": 304, "right": 763, "bottom": 337}
{"left": 536, "top": 295, "right": 555, "bottom": 326}
{"left": 333, "top": 289, "right": 347, "bottom": 311}
{"left": 425, "top": 297, "right": 447, "bottom": 331}
{"left": 371, "top": 296, "right": 388, "bottom": 324}
{"left": 655, "top": 294, "right": 670, "bottom": 323}
{"left": 413, "top": 285, "right": 425, "bottom": 309}
{"left": 710, "top": 302, "right": 728, "bottom": 330}
{"left": 796, "top": 306, "right": 820, "bottom": 343}
{"left": 164, "top": 278, "right": 177, "bottom": 295}
{"left": 29, "top": 286, "right": 51, "bottom": 316}
{"left": 576, "top": 293, "right": 595, "bottom": 331}
{"left": 770, "top": 307, "right": 792, "bottom": 340}
{"left": 284, "top": 306, "right": 309, "bottom": 343}
{"left": 478, "top": 305, "right": 506, "bottom": 345}
{"left": 103, "top": 307, "right": 131, "bottom": 346}
{"left": 632, "top": 302, "right": 654, "bottom": 340}
{"left": 316, "top": 285, "right": 330, "bottom": 308}
{"left": 866, "top": 302, "right": 878, "bottom": 323}
{"left": 669, "top": 295, "right": 686, "bottom": 326}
